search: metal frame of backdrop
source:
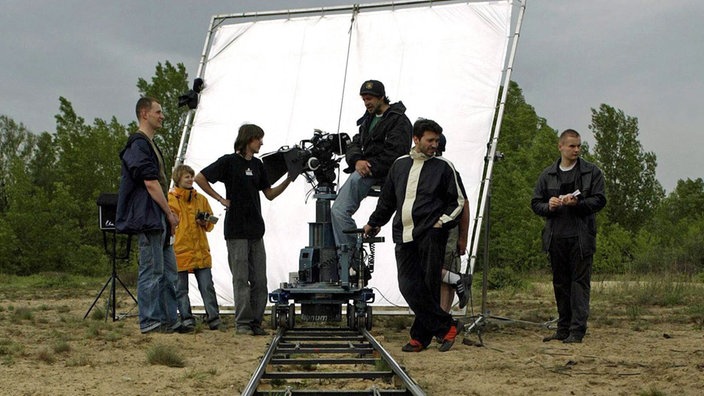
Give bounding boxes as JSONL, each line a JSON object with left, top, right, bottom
{"left": 174, "top": 0, "right": 528, "bottom": 320}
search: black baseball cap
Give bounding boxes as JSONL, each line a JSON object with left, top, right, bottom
{"left": 359, "top": 80, "right": 385, "bottom": 97}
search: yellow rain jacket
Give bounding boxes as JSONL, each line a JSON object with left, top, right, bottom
{"left": 168, "top": 187, "right": 215, "bottom": 272}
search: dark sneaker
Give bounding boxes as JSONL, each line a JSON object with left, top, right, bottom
{"left": 401, "top": 339, "right": 426, "bottom": 352}
{"left": 141, "top": 323, "right": 173, "bottom": 334}
{"left": 438, "top": 320, "right": 464, "bottom": 352}
{"left": 174, "top": 323, "right": 195, "bottom": 334}
{"left": 236, "top": 326, "right": 254, "bottom": 335}
{"left": 563, "top": 334, "right": 583, "bottom": 344}
{"left": 542, "top": 332, "right": 569, "bottom": 342}
{"left": 455, "top": 274, "right": 472, "bottom": 309}
{"left": 208, "top": 319, "right": 222, "bottom": 330}
{"left": 251, "top": 325, "right": 268, "bottom": 336}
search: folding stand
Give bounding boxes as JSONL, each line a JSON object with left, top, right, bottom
{"left": 85, "top": 192, "right": 137, "bottom": 321}
{"left": 84, "top": 230, "right": 137, "bottom": 321}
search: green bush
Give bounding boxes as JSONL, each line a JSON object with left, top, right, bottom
{"left": 487, "top": 267, "right": 525, "bottom": 290}
{"left": 594, "top": 223, "right": 633, "bottom": 273}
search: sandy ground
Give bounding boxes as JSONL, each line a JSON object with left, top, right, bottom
{"left": 0, "top": 284, "right": 703, "bottom": 395}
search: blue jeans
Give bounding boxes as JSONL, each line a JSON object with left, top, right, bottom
{"left": 331, "top": 172, "right": 378, "bottom": 249}
{"left": 176, "top": 268, "right": 221, "bottom": 327}
{"left": 226, "top": 239, "right": 267, "bottom": 328}
{"left": 137, "top": 218, "right": 179, "bottom": 333}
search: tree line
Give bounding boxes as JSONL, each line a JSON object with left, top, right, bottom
{"left": 0, "top": 62, "right": 701, "bottom": 277}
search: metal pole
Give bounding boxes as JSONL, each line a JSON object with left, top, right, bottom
{"left": 481, "top": 183, "right": 490, "bottom": 316}
{"left": 468, "top": 0, "right": 527, "bottom": 276}
{"left": 173, "top": 14, "right": 221, "bottom": 174}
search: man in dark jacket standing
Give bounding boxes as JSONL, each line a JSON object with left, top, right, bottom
{"left": 116, "top": 97, "right": 183, "bottom": 334}
{"left": 363, "top": 118, "right": 465, "bottom": 352}
{"left": 531, "top": 129, "right": 606, "bottom": 344}
{"left": 331, "top": 80, "right": 412, "bottom": 252}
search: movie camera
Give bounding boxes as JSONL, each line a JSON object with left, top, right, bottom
{"left": 262, "top": 129, "right": 380, "bottom": 330}
{"left": 262, "top": 129, "right": 350, "bottom": 189}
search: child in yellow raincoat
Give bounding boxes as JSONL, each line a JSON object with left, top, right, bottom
{"left": 169, "top": 165, "right": 221, "bottom": 330}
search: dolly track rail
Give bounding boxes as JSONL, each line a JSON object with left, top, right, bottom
{"left": 242, "top": 327, "right": 425, "bottom": 395}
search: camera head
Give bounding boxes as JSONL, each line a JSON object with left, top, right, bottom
{"left": 262, "top": 130, "right": 350, "bottom": 191}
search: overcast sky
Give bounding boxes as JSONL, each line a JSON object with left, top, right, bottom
{"left": 1, "top": 0, "right": 701, "bottom": 193}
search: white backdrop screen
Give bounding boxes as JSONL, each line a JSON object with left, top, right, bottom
{"left": 184, "top": 1, "right": 512, "bottom": 308}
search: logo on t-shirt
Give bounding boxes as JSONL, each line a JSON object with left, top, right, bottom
{"left": 245, "top": 168, "right": 253, "bottom": 176}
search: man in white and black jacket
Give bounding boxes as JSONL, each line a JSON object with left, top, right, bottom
{"left": 363, "top": 118, "right": 465, "bottom": 353}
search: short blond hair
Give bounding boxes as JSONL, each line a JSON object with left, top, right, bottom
{"left": 172, "top": 164, "right": 195, "bottom": 187}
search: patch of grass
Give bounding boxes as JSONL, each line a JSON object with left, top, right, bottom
{"left": 0, "top": 338, "right": 25, "bottom": 359}
{"left": 36, "top": 348, "right": 55, "bottom": 364}
{"left": 662, "top": 283, "right": 687, "bottom": 306}
{"left": 146, "top": 344, "right": 186, "bottom": 368}
{"left": 12, "top": 306, "right": 34, "bottom": 321}
{"left": 1, "top": 273, "right": 83, "bottom": 289}
{"left": 626, "top": 304, "right": 643, "bottom": 321}
{"left": 66, "top": 354, "right": 92, "bottom": 367}
{"left": 53, "top": 340, "right": 71, "bottom": 354}
{"left": 639, "top": 386, "right": 667, "bottom": 396}
{"left": 104, "top": 330, "right": 123, "bottom": 342}
{"left": 56, "top": 305, "right": 71, "bottom": 314}
{"left": 595, "top": 275, "right": 703, "bottom": 308}
{"left": 85, "top": 320, "right": 113, "bottom": 339}
{"left": 89, "top": 306, "right": 106, "bottom": 321}
{"left": 631, "top": 322, "right": 651, "bottom": 332}
{"left": 686, "top": 302, "right": 704, "bottom": 329}
{"left": 374, "top": 358, "right": 391, "bottom": 372}
{"left": 184, "top": 367, "right": 217, "bottom": 381}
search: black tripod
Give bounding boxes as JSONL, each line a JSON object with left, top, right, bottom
{"left": 84, "top": 230, "right": 138, "bottom": 321}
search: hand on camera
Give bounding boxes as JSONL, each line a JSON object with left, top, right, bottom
{"left": 363, "top": 224, "right": 380, "bottom": 237}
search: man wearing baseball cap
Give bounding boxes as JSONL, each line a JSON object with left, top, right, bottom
{"left": 331, "top": 80, "right": 412, "bottom": 262}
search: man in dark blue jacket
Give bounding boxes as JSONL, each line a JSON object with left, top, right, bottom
{"left": 116, "top": 96, "right": 185, "bottom": 334}
{"left": 531, "top": 129, "right": 606, "bottom": 344}
{"left": 363, "top": 118, "right": 465, "bottom": 352}
{"left": 331, "top": 80, "right": 412, "bottom": 253}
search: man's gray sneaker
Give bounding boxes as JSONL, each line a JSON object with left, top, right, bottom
{"left": 251, "top": 325, "right": 268, "bottom": 336}
{"left": 542, "top": 331, "right": 569, "bottom": 342}
{"left": 562, "top": 334, "right": 583, "bottom": 344}
{"left": 236, "top": 326, "right": 254, "bottom": 335}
